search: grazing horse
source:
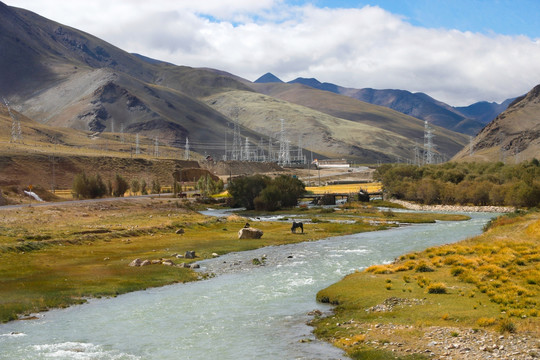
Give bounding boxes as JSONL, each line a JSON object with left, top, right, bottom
{"left": 291, "top": 221, "right": 303, "bottom": 233}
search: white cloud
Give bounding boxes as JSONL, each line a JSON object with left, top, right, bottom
{"left": 8, "top": 0, "right": 540, "bottom": 105}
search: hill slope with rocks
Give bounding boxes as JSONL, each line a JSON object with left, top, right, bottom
{"left": 453, "top": 84, "right": 540, "bottom": 162}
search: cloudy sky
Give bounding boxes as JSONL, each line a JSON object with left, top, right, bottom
{"left": 8, "top": 0, "right": 540, "bottom": 105}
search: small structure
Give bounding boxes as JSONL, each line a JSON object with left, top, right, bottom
{"left": 312, "top": 159, "right": 350, "bottom": 169}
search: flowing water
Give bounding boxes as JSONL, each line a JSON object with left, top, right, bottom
{"left": 0, "top": 212, "right": 496, "bottom": 359}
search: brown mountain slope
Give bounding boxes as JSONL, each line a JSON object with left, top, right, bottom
{"left": 452, "top": 85, "right": 540, "bottom": 162}
{"left": 1, "top": 2, "right": 468, "bottom": 163}
{"left": 205, "top": 90, "right": 429, "bottom": 162}
{"left": 250, "top": 83, "right": 468, "bottom": 158}
{"left": 0, "top": 2, "right": 255, "bottom": 154}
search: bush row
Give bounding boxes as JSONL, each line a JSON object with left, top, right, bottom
{"left": 375, "top": 160, "right": 540, "bottom": 207}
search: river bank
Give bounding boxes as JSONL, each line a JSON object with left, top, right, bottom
{"left": 313, "top": 209, "right": 540, "bottom": 360}
{"left": 0, "top": 208, "right": 496, "bottom": 359}
{"left": 389, "top": 199, "right": 515, "bottom": 213}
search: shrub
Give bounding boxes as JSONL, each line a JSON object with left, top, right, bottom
{"left": 131, "top": 179, "right": 140, "bottom": 194}
{"left": 72, "top": 172, "right": 108, "bottom": 199}
{"left": 112, "top": 174, "right": 129, "bottom": 197}
{"left": 498, "top": 318, "right": 517, "bottom": 333}
{"left": 477, "top": 317, "right": 496, "bottom": 327}
{"left": 415, "top": 262, "right": 435, "bottom": 272}
{"left": 427, "top": 282, "right": 448, "bottom": 294}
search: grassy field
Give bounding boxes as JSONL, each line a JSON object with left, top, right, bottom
{"left": 0, "top": 197, "right": 471, "bottom": 323}
{"left": 312, "top": 210, "right": 540, "bottom": 359}
{"left": 306, "top": 182, "right": 382, "bottom": 194}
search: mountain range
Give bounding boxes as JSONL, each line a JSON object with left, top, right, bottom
{"left": 0, "top": 1, "right": 534, "bottom": 164}
{"left": 254, "top": 73, "right": 514, "bottom": 136}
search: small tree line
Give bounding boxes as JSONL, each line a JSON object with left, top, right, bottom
{"left": 72, "top": 173, "right": 163, "bottom": 199}
{"left": 376, "top": 160, "right": 540, "bottom": 207}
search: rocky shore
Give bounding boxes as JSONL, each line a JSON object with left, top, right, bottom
{"left": 354, "top": 322, "right": 539, "bottom": 360}
{"left": 389, "top": 199, "right": 515, "bottom": 213}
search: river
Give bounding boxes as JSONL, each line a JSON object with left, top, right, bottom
{"left": 0, "top": 212, "right": 496, "bottom": 359}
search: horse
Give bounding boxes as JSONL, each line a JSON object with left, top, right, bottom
{"left": 291, "top": 221, "right": 303, "bottom": 233}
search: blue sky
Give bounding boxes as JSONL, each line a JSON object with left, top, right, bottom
{"left": 294, "top": 0, "right": 540, "bottom": 38}
{"left": 9, "top": 0, "right": 540, "bottom": 105}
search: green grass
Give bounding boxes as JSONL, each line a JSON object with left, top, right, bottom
{"left": 312, "top": 210, "right": 540, "bottom": 358}
{"left": 0, "top": 198, "right": 402, "bottom": 323}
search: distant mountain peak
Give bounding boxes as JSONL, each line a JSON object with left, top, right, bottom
{"left": 254, "top": 73, "right": 283, "bottom": 83}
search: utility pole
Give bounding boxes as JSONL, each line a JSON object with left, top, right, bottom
{"left": 135, "top": 133, "right": 140, "bottom": 155}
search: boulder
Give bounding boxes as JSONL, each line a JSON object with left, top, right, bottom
{"left": 190, "top": 263, "right": 200, "bottom": 269}
{"left": 184, "top": 250, "right": 196, "bottom": 259}
{"left": 128, "top": 258, "right": 143, "bottom": 267}
{"left": 175, "top": 228, "right": 185, "bottom": 235}
{"left": 151, "top": 259, "right": 162, "bottom": 264}
{"left": 162, "top": 259, "right": 175, "bottom": 266}
{"left": 238, "top": 227, "right": 264, "bottom": 239}
{"left": 140, "top": 260, "right": 151, "bottom": 266}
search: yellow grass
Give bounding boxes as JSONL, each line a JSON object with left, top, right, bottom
{"left": 306, "top": 182, "right": 382, "bottom": 194}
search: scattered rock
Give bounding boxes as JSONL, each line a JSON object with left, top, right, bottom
{"left": 184, "top": 250, "right": 196, "bottom": 259}
{"left": 151, "top": 259, "right": 162, "bottom": 264}
{"left": 162, "top": 259, "right": 175, "bottom": 266}
{"left": 175, "top": 228, "right": 185, "bottom": 235}
{"left": 190, "top": 263, "right": 200, "bottom": 269}
{"left": 307, "top": 310, "right": 323, "bottom": 316}
{"left": 212, "top": 253, "right": 219, "bottom": 257}
{"left": 238, "top": 227, "right": 264, "bottom": 239}
{"left": 128, "top": 258, "right": 143, "bottom": 267}
{"left": 140, "top": 260, "right": 151, "bottom": 266}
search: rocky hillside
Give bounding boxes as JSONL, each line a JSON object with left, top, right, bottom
{"left": 452, "top": 84, "right": 540, "bottom": 162}
{"left": 1, "top": 1, "right": 469, "bottom": 163}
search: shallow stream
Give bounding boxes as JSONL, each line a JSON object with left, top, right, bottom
{"left": 0, "top": 212, "right": 496, "bottom": 359}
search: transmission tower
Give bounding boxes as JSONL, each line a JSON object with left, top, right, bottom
{"left": 423, "top": 120, "right": 435, "bottom": 164}
{"left": 297, "top": 135, "right": 303, "bottom": 163}
{"left": 135, "top": 133, "right": 140, "bottom": 154}
{"left": 120, "top": 123, "right": 125, "bottom": 143}
{"left": 154, "top": 137, "right": 159, "bottom": 157}
{"left": 232, "top": 123, "right": 241, "bottom": 160}
{"left": 278, "top": 119, "right": 290, "bottom": 165}
{"left": 3, "top": 98, "right": 22, "bottom": 143}
{"left": 184, "top": 137, "right": 190, "bottom": 160}
{"left": 223, "top": 123, "right": 228, "bottom": 161}
{"left": 413, "top": 141, "right": 421, "bottom": 166}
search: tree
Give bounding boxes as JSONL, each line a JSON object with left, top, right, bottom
{"left": 112, "top": 174, "right": 130, "bottom": 197}
{"left": 141, "top": 180, "right": 148, "bottom": 195}
{"left": 228, "top": 174, "right": 305, "bottom": 211}
{"left": 72, "top": 172, "right": 107, "bottom": 199}
{"left": 151, "top": 179, "right": 161, "bottom": 194}
{"left": 131, "top": 179, "right": 140, "bottom": 195}
{"left": 227, "top": 175, "right": 269, "bottom": 210}
{"left": 196, "top": 175, "right": 224, "bottom": 197}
